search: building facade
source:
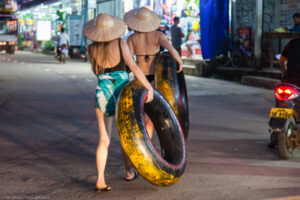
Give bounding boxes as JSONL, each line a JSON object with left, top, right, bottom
{"left": 16, "top": 0, "right": 123, "bottom": 49}
{"left": 233, "top": 0, "right": 300, "bottom": 66}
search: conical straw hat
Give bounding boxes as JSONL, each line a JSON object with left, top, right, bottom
{"left": 83, "top": 14, "right": 126, "bottom": 42}
{"left": 124, "top": 7, "right": 161, "bottom": 32}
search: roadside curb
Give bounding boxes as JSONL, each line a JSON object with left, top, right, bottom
{"left": 182, "top": 59, "right": 213, "bottom": 77}
{"left": 241, "top": 75, "right": 280, "bottom": 90}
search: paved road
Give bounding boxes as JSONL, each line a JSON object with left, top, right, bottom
{"left": 0, "top": 51, "right": 300, "bottom": 200}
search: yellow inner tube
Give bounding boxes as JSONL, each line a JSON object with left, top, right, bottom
{"left": 116, "top": 81, "right": 184, "bottom": 186}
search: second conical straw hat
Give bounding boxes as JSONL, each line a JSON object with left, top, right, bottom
{"left": 124, "top": 7, "right": 161, "bottom": 32}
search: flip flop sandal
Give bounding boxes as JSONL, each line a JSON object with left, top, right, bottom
{"left": 95, "top": 185, "right": 111, "bottom": 192}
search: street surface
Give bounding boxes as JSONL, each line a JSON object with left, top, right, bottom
{"left": 0, "top": 51, "right": 300, "bottom": 200}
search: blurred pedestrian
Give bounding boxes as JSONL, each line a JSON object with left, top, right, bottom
{"left": 279, "top": 37, "right": 300, "bottom": 81}
{"left": 157, "top": 23, "right": 170, "bottom": 52}
{"left": 83, "top": 13, "right": 153, "bottom": 192}
{"left": 290, "top": 13, "right": 300, "bottom": 32}
{"left": 185, "top": 30, "right": 201, "bottom": 58}
{"left": 170, "top": 16, "right": 184, "bottom": 56}
{"left": 123, "top": 7, "right": 182, "bottom": 180}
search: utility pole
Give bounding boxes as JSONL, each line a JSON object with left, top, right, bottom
{"left": 254, "top": 0, "right": 263, "bottom": 67}
{"left": 80, "top": 0, "right": 88, "bottom": 53}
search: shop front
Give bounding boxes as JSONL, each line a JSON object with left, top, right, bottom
{"left": 16, "top": 0, "right": 201, "bottom": 57}
{"left": 17, "top": 0, "right": 84, "bottom": 51}
{"left": 124, "top": 0, "right": 201, "bottom": 58}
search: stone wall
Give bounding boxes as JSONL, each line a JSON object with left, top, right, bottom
{"left": 236, "top": 0, "right": 276, "bottom": 40}
{"left": 263, "top": 0, "right": 275, "bottom": 32}
{"left": 236, "top": 0, "right": 256, "bottom": 40}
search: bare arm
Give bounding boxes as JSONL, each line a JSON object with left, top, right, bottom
{"left": 279, "top": 56, "right": 288, "bottom": 71}
{"left": 180, "top": 28, "right": 184, "bottom": 38}
{"left": 159, "top": 33, "right": 183, "bottom": 72}
{"left": 127, "top": 36, "right": 135, "bottom": 56}
{"left": 280, "top": 43, "right": 289, "bottom": 71}
{"left": 121, "top": 39, "right": 153, "bottom": 102}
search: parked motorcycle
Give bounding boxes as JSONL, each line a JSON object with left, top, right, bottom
{"left": 268, "top": 78, "right": 300, "bottom": 159}
{"left": 58, "top": 44, "right": 69, "bottom": 64}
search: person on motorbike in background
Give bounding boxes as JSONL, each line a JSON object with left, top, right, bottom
{"left": 279, "top": 37, "right": 300, "bottom": 84}
{"left": 56, "top": 27, "right": 70, "bottom": 62}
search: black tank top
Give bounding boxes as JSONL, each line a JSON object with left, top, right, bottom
{"left": 282, "top": 38, "right": 300, "bottom": 77}
{"left": 94, "top": 38, "right": 126, "bottom": 74}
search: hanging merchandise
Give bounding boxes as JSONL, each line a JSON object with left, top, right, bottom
{"left": 192, "top": 19, "right": 199, "bottom": 30}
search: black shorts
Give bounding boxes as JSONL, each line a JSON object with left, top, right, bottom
{"left": 146, "top": 75, "right": 155, "bottom": 85}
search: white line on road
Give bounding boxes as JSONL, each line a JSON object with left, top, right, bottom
{"left": 44, "top": 68, "right": 51, "bottom": 72}
{"left": 70, "top": 75, "right": 77, "bottom": 78}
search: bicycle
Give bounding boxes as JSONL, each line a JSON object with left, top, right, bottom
{"left": 212, "top": 34, "right": 254, "bottom": 67}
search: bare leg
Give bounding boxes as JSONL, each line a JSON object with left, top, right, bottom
{"left": 122, "top": 149, "right": 136, "bottom": 179}
{"left": 187, "top": 45, "right": 193, "bottom": 58}
{"left": 145, "top": 114, "right": 154, "bottom": 139}
{"left": 95, "top": 108, "right": 113, "bottom": 190}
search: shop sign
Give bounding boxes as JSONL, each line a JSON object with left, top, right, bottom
{"left": 25, "top": 19, "right": 34, "bottom": 25}
{"left": 37, "top": 20, "right": 51, "bottom": 41}
{"left": 69, "top": 15, "right": 83, "bottom": 46}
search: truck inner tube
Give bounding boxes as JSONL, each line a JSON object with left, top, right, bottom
{"left": 155, "top": 52, "right": 189, "bottom": 139}
{"left": 116, "top": 80, "right": 186, "bottom": 186}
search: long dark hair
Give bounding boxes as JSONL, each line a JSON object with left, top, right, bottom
{"left": 89, "top": 42, "right": 109, "bottom": 75}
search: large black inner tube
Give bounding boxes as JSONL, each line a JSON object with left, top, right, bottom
{"left": 144, "top": 90, "right": 186, "bottom": 167}
{"left": 116, "top": 80, "right": 186, "bottom": 186}
{"left": 177, "top": 70, "right": 190, "bottom": 137}
{"left": 155, "top": 52, "right": 189, "bottom": 138}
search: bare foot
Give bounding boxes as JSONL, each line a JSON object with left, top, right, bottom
{"left": 126, "top": 170, "right": 135, "bottom": 180}
{"left": 126, "top": 170, "right": 139, "bottom": 181}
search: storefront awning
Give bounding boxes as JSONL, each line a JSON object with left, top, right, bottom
{"left": 20, "top": 0, "right": 59, "bottom": 10}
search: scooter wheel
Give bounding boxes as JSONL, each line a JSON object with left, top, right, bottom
{"left": 155, "top": 52, "right": 189, "bottom": 139}
{"left": 278, "top": 118, "right": 296, "bottom": 159}
{"left": 116, "top": 80, "right": 186, "bottom": 186}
